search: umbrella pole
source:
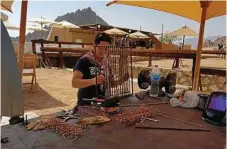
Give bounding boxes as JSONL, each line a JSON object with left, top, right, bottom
{"left": 41, "top": 23, "right": 43, "bottom": 39}
{"left": 182, "top": 35, "right": 185, "bottom": 50}
{"left": 18, "top": 0, "right": 28, "bottom": 80}
{"left": 192, "top": 1, "right": 210, "bottom": 90}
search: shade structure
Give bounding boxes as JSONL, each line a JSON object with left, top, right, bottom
{"left": 129, "top": 31, "right": 149, "bottom": 39}
{"left": 53, "top": 20, "right": 79, "bottom": 41}
{"left": 1, "top": 0, "right": 14, "bottom": 12}
{"left": 107, "top": 0, "right": 227, "bottom": 90}
{"left": 1, "top": 12, "right": 8, "bottom": 22}
{"left": 106, "top": 0, "right": 226, "bottom": 22}
{"left": 104, "top": 27, "right": 128, "bottom": 36}
{"left": 167, "top": 25, "right": 198, "bottom": 49}
{"left": 28, "top": 17, "right": 57, "bottom": 25}
{"left": 167, "top": 25, "right": 198, "bottom": 37}
{"left": 26, "top": 25, "right": 48, "bottom": 31}
{"left": 4, "top": 22, "right": 20, "bottom": 30}
{"left": 54, "top": 20, "right": 80, "bottom": 28}
{"left": 28, "top": 17, "right": 58, "bottom": 38}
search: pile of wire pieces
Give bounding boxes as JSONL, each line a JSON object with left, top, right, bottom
{"left": 77, "top": 105, "right": 107, "bottom": 116}
{"left": 45, "top": 118, "right": 89, "bottom": 143}
{"left": 114, "top": 106, "right": 162, "bottom": 125}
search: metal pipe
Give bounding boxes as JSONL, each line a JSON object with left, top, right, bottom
{"left": 135, "top": 126, "right": 211, "bottom": 132}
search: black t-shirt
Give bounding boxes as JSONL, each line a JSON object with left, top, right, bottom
{"left": 73, "top": 55, "right": 105, "bottom": 106}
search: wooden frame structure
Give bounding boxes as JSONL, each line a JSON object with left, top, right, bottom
{"left": 31, "top": 39, "right": 225, "bottom": 87}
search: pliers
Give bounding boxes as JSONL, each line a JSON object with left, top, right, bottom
{"left": 56, "top": 114, "right": 79, "bottom": 122}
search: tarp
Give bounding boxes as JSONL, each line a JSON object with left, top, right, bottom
{"left": 1, "top": 21, "right": 24, "bottom": 117}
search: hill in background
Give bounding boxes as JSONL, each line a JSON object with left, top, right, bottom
{"left": 11, "top": 7, "right": 108, "bottom": 42}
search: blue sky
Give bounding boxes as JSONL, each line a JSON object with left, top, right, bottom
{"left": 4, "top": 0, "right": 226, "bottom": 38}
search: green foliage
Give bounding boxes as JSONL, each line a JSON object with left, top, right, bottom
{"left": 160, "top": 34, "right": 180, "bottom": 44}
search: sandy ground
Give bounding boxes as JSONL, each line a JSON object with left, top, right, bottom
{"left": 22, "top": 58, "right": 226, "bottom": 116}
{"left": 133, "top": 57, "right": 226, "bottom": 70}
{"left": 23, "top": 68, "right": 77, "bottom": 116}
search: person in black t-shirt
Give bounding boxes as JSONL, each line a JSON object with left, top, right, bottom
{"left": 71, "top": 33, "right": 129, "bottom": 109}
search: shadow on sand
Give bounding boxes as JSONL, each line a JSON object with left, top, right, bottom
{"left": 23, "top": 83, "right": 68, "bottom": 111}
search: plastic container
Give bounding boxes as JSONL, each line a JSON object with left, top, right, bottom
{"left": 150, "top": 65, "right": 161, "bottom": 97}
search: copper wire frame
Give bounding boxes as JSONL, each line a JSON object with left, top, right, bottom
{"left": 94, "top": 45, "right": 133, "bottom": 100}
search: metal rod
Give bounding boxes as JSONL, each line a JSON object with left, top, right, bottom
{"left": 161, "top": 115, "right": 207, "bottom": 128}
{"left": 119, "top": 102, "right": 168, "bottom": 107}
{"left": 130, "top": 47, "right": 133, "bottom": 95}
{"left": 135, "top": 126, "right": 211, "bottom": 132}
{"left": 145, "top": 118, "right": 159, "bottom": 123}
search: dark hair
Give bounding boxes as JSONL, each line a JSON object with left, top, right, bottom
{"left": 94, "top": 32, "right": 111, "bottom": 45}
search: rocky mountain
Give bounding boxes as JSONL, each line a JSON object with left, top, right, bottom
{"left": 55, "top": 7, "right": 108, "bottom": 26}
{"left": 11, "top": 7, "right": 108, "bottom": 42}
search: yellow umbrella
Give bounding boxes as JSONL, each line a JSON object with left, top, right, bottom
{"left": 168, "top": 25, "right": 198, "bottom": 37}
{"left": 129, "top": 31, "right": 149, "bottom": 39}
{"left": 1, "top": 0, "right": 14, "bottom": 12}
{"left": 104, "top": 28, "right": 128, "bottom": 45}
{"left": 53, "top": 20, "right": 80, "bottom": 41}
{"left": 168, "top": 25, "right": 198, "bottom": 49}
{"left": 104, "top": 27, "right": 128, "bottom": 36}
{"left": 107, "top": 0, "right": 226, "bottom": 90}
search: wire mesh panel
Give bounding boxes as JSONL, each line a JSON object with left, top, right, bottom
{"left": 95, "top": 46, "right": 133, "bottom": 99}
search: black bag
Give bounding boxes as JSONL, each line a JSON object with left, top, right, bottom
{"left": 202, "top": 91, "right": 226, "bottom": 127}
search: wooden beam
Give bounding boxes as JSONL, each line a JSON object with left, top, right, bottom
{"left": 192, "top": 1, "right": 210, "bottom": 90}
{"left": 18, "top": 0, "right": 28, "bottom": 80}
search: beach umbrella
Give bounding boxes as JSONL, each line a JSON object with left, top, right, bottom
{"left": 104, "top": 28, "right": 128, "bottom": 45}
{"left": 4, "top": 21, "right": 19, "bottom": 30}
{"left": 54, "top": 20, "right": 80, "bottom": 28}
{"left": 106, "top": 0, "right": 226, "bottom": 90}
{"left": 28, "top": 17, "right": 58, "bottom": 38}
{"left": 53, "top": 20, "right": 79, "bottom": 41}
{"left": 1, "top": 12, "right": 9, "bottom": 22}
{"left": 168, "top": 25, "right": 198, "bottom": 68}
{"left": 168, "top": 25, "right": 198, "bottom": 49}
{"left": 129, "top": 31, "right": 149, "bottom": 39}
{"left": 26, "top": 24, "right": 48, "bottom": 31}
{"left": 104, "top": 27, "right": 128, "bottom": 36}
{"left": 1, "top": 0, "right": 14, "bottom": 12}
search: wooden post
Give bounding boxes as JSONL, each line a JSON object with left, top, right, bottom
{"left": 18, "top": 0, "right": 28, "bottom": 80}
{"left": 192, "top": 1, "right": 210, "bottom": 90}
{"left": 161, "top": 24, "right": 163, "bottom": 49}
{"left": 32, "top": 41, "right": 36, "bottom": 54}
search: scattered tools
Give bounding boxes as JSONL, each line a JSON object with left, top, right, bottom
{"left": 145, "top": 118, "right": 159, "bottom": 123}
{"left": 119, "top": 102, "right": 168, "bottom": 107}
{"left": 56, "top": 114, "right": 79, "bottom": 122}
{"left": 82, "top": 97, "right": 121, "bottom": 114}
{"left": 77, "top": 116, "right": 110, "bottom": 125}
{"left": 135, "top": 125, "right": 211, "bottom": 132}
{"left": 1, "top": 137, "right": 9, "bottom": 144}
{"left": 161, "top": 115, "right": 207, "bottom": 128}
{"left": 139, "top": 117, "right": 159, "bottom": 125}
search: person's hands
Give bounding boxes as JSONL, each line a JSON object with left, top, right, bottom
{"left": 93, "top": 75, "right": 105, "bottom": 85}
